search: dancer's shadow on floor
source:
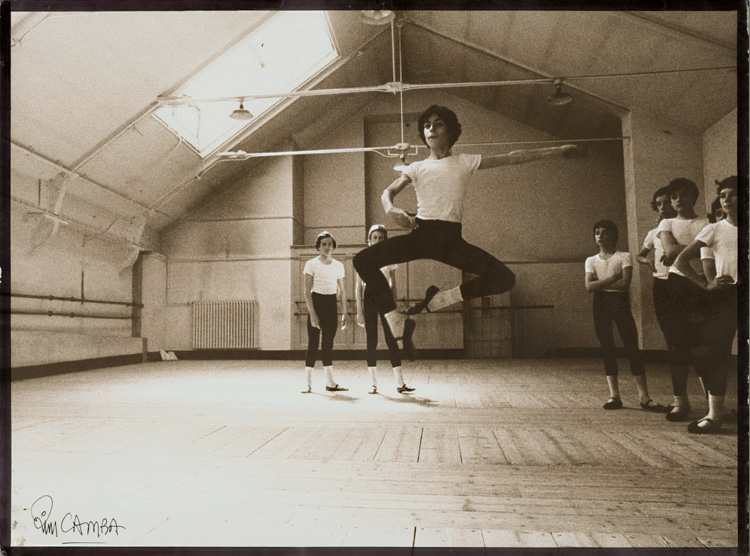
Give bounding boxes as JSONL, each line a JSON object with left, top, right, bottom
{"left": 377, "top": 393, "right": 438, "bottom": 406}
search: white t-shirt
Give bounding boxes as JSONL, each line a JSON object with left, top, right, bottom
{"left": 585, "top": 251, "right": 632, "bottom": 292}
{"left": 402, "top": 153, "right": 482, "bottom": 223}
{"left": 642, "top": 228, "right": 670, "bottom": 280}
{"left": 658, "top": 216, "right": 709, "bottom": 278}
{"left": 696, "top": 219, "right": 738, "bottom": 282}
{"left": 303, "top": 257, "right": 345, "bottom": 295}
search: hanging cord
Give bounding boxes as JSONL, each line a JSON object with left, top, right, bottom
{"left": 398, "top": 21, "right": 405, "bottom": 147}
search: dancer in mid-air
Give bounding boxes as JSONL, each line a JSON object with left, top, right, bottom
{"left": 353, "top": 104, "right": 580, "bottom": 354}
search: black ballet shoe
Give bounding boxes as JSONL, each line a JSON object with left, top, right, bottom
{"left": 325, "top": 384, "right": 348, "bottom": 392}
{"left": 406, "top": 285, "right": 439, "bottom": 315}
{"left": 665, "top": 405, "right": 691, "bottom": 422}
{"left": 398, "top": 318, "right": 417, "bottom": 361}
{"left": 603, "top": 397, "right": 622, "bottom": 410}
{"left": 397, "top": 384, "right": 415, "bottom": 393}
{"left": 368, "top": 386, "right": 378, "bottom": 394}
{"left": 301, "top": 386, "right": 312, "bottom": 394}
{"left": 687, "top": 417, "right": 721, "bottom": 434}
{"left": 640, "top": 399, "right": 669, "bottom": 413}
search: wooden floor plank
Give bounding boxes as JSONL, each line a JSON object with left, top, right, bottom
{"left": 456, "top": 427, "right": 508, "bottom": 465}
{"left": 374, "top": 426, "right": 423, "bottom": 462}
{"left": 482, "top": 529, "right": 557, "bottom": 547}
{"left": 329, "top": 426, "right": 387, "bottom": 462}
{"left": 419, "top": 426, "right": 462, "bottom": 464}
{"left": 212, "top": 426, "right": 287, "bottom": 458}
{"left": 10, "top": 359, "right": 739, "bottom": 549}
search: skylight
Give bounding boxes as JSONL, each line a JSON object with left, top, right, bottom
{"left": 155, "top": 11, "right": 338, "bottom": 157}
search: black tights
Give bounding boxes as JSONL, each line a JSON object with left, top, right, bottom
{"left": 661, "top": 274, "right": 711, "bottom": 397}
{"left": 305, "top": 293, "right": 338, "bottom": 367}
{"left": 353, "top": 219, "right": 515, "bottom": 315}
{"left": 592, "top": 291, "right": 645, "bottom": 377}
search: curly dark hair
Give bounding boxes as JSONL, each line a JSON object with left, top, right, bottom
{"left": 417, "top": 105, "right": 462, "bottom": 148}
{"left": 715, "top": 175, "right": 738, "bottom": 195}
{"left": 667, "top": 178, "right": 699, "bottom": 199}
{"left": 650, "top": 186, "right": 672, "bottom": 212}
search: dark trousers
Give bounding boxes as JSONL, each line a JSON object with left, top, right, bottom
{"left": 695, "top": 285, "right": 737, "bottom": 396}
{"left": 363, "top": 287, "right": 401, "bottom": 368}
{"left": 593, "top": 290, "right": 645, "bottom": 377}
{"left": 662, "top": 273, "right": 711, "bottom": 396}
{"left": 652, "top": 277, "right": 670, "bottom": 346}
{"left": 305, "top": 293, "right": 338, "bottom": 367}
{"left": 353, "top": 219, "right": 516, "bottom": 315}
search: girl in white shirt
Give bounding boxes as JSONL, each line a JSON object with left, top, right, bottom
{"left": 302, "top": 231, "right": 348, "bottom": 393}
{"left": 636, "top": 186, "right": 677, "bottom": 349}
{"left": 585, "top": 220, "right": 665, "bottom": 411}
{"left": 657, "top": 178, "right": 710, "bottom": 422}
{"left": 674, "top": 176, "right": 740, "bottom": 434}
{"left": 355, "top": 225, "right": 413, "bottom": 394}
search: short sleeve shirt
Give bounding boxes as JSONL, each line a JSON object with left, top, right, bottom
{"left": 658, "top": 217, "right": 708, "bottom": 278}
{"left": 585, "top": 251, "right": 632, "bottom": 292}
{"left": 303, "top": 257, "right": 345, "bottom": 295}
{"left": 642, "top": 228, "right": 669, "bottom": 280}
{"left": 402, "top": 153, "right": 482, "bottom": 223}
{"left": 696, "top": 220, "right": 738, "bottom": 282}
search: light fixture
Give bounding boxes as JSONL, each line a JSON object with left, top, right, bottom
{"left": 546, "top": 79, "right": 573, "bottom": 106}
{"left": 360, "top": 10, "right": 395, "bottom": 25}
{"left": 230, "top": 101, "right": 253, "bottom": 120}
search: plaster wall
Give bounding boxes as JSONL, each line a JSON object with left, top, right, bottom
{"left": 702, "top": 108, "right": 738, "bottom": 211}
{"left": 10, "top": 170, "right": 140, "bottom": 367}
{"left": 622, "top": 110, "right": 705, "bottom": 350}
{"left": 160, "top": 155, "right": 296, "bottom": 351}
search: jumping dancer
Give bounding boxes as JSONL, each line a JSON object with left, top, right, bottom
{"left": 353, "top": 105, "right": 580, "bottom": 353}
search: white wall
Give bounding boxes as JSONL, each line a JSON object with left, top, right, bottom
{"left": 10, "top": 169, "right": 143, "bottom": 367}
{"left": 622, "top": 110, "right": 705, "bottom": 350}
{"left": 703, "top": 108, "right": 738, "bottom": 211}
{"left": 160, "top": 154, "right": 297, "bottom": 351}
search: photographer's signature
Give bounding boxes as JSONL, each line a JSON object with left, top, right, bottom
{"left": 31, "top": 495, "right": 125, "bottom": 541}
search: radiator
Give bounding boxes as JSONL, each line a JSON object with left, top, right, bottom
{"left": 191, "top": 300, "right": 259, "bottom": 349}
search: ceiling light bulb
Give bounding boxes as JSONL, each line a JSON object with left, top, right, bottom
{"left": 230, "top": 102, "right": 253, "bottom": 120}
{"left": 546, "top": 80, "right": 573, "bottom": 106}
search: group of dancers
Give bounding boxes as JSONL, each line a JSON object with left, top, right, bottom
{"left": 301, "top": 104, "right": 740, "bottom": 435}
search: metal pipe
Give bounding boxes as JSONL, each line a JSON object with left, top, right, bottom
{"left": 4, "top": 292, "right": 143, "bottom": 307}
{"left": 6, "top": 310, "right": 132, "bottom": 320}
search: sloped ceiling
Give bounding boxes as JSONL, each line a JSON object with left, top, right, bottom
{"left": 10, "top": 9, "right": 738, "bottom": 250}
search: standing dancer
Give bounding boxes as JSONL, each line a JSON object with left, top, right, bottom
{"left": 673, "top": 176, "right": 739, "bottom": 433}
{"left": 657, "top": 178, "right": 710, "bottom": 421}
{"left": 302, "top": 231, "right": 349, "bottom": 393}
{"left": 585, "top": 220, "right": 666, "bottom": 411}
{"left": 355, "top": 225, "right": 413, "bottom": 394}
{"left": 353, "top": 105, "right": 579, "bottom": 351}
{"left": 636, "top": 187, "right": 677, "bottom": 349}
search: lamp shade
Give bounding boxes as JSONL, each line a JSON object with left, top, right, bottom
{"left": 546, "top": 80, "right": 573, "bottom": 106}
{"left": 230, "top": 102, "right": 253, "bottom": 120}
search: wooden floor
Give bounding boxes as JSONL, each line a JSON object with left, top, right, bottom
{"left": 10, "top": 358, "right": 741, "bottom": 550}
